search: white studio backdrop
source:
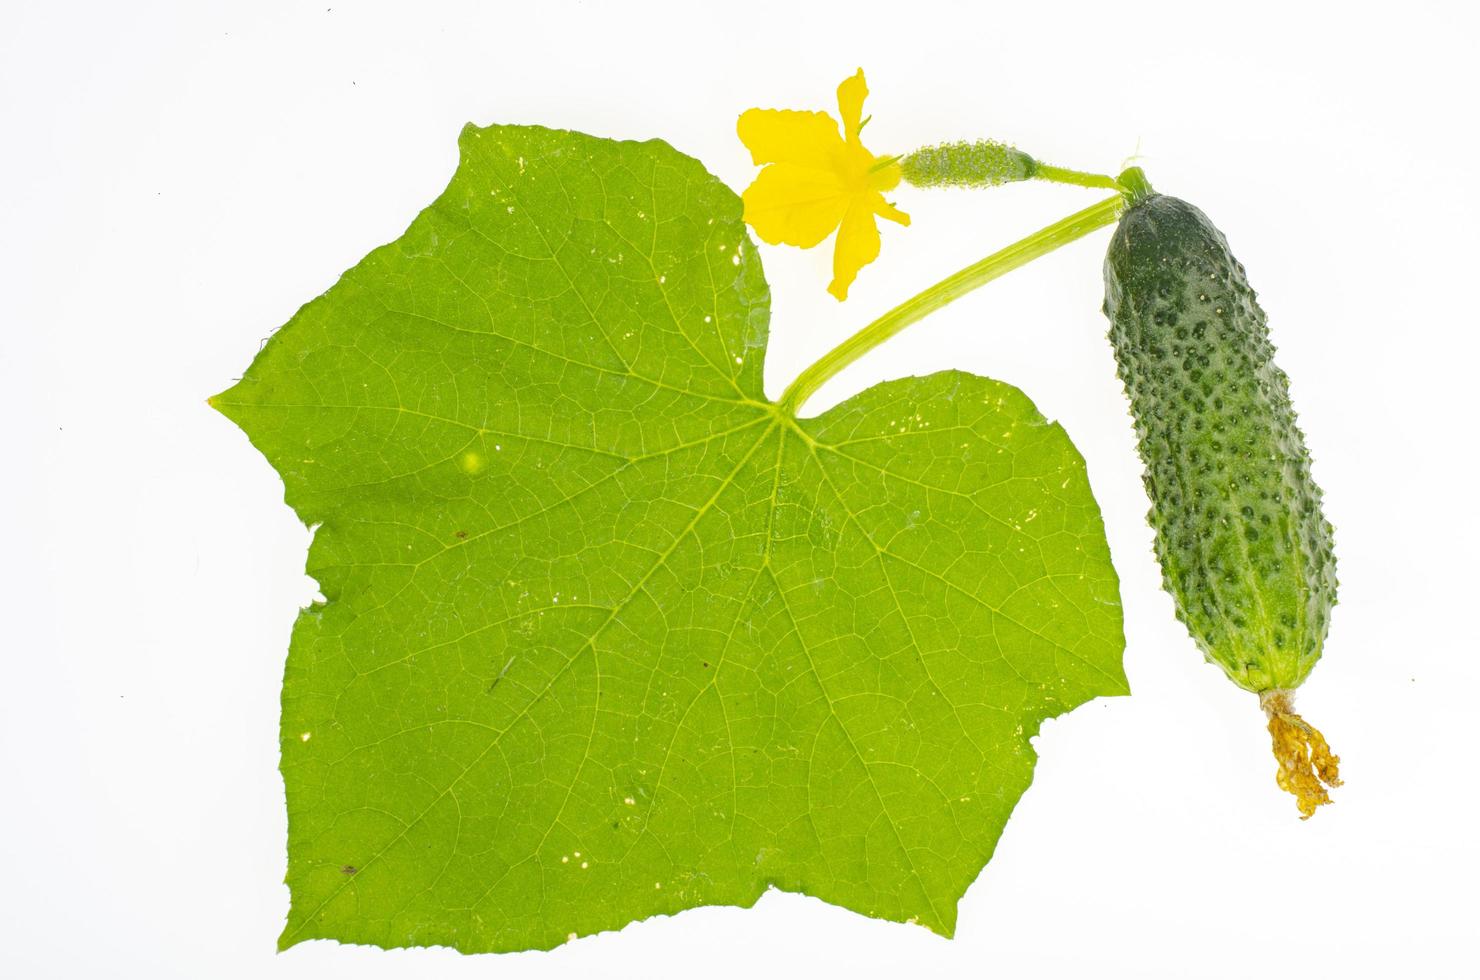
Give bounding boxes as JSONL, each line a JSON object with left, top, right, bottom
{"left": 3, "top": 2, "right": 1476, "bottom": 977}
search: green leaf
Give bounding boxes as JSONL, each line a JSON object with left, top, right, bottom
{"left": 213, "top": 124, "right": 1126, "bottom": 953}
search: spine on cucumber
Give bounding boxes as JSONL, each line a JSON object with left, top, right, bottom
{"left": 1102, "top": 187, "right": 1341, "bottom": 816}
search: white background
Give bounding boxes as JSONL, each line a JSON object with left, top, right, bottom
{"left": 4, "top": 1, "right": 1477, "bottom": 977}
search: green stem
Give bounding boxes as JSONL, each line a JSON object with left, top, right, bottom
{"left": 1032, "top": 162, "right": 1123, "bottom": 191}
{"left": 778, "top": 194, "right": 1126, "bottom": 417}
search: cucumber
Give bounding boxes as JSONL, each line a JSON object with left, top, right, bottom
{"left": 1102, "top": 182, "right": 1341, "bottom": 816}
{"left": 899, "top": 140, "right": 1037, "bottom": 188}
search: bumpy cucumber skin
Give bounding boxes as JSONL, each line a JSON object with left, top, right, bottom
{"left": 899, "top": 140, "right": 1037, "bottom": 188}
{"left": 1103, "top": 195, "right": 1336, "bottom": 692}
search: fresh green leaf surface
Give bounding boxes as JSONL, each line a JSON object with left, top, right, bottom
{"left": 214, "top": 124, "right": 1126, "bottom": 953}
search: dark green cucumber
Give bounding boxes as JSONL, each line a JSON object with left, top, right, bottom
{"left": 1102, "top": 191, "right": 1337, "bottom": 696}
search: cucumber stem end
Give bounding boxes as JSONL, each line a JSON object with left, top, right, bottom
{"left": 1116, "top": 166, "right": 1155, "bottom": 205}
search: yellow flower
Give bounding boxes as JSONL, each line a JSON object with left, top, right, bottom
{"left": 737, "top": 69, "right": 909, "bottom": 301}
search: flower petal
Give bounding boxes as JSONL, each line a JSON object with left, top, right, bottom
{"left": 836, "top": 69, "right": 868, "bottom": 144}
{"left": 742, "top": 163, "right": 850, "bottom": 249}
{"left": 737, "top": 109, "right": 844, "bottom": 169}
{"left": 828, "top": 202, "right": 882, "bottom": 301}
{"left": 873, "top": 196, "right": 911, "bottom": 227}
